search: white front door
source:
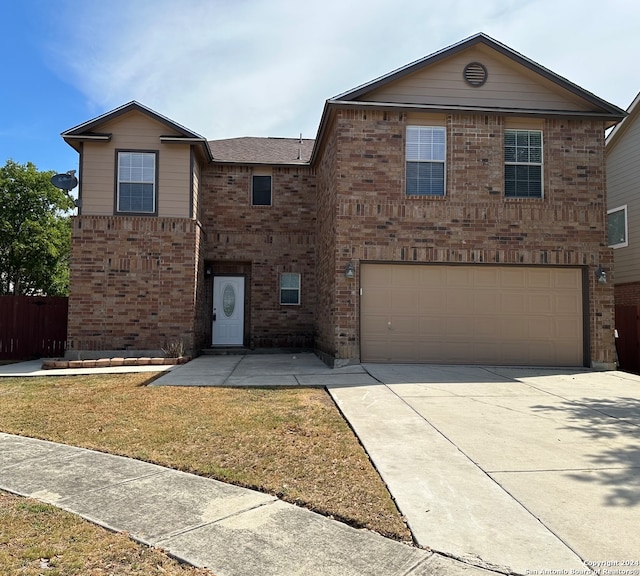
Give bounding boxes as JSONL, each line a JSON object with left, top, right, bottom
{"left": 213, "top": 276, "right": 245, "bottom": 346}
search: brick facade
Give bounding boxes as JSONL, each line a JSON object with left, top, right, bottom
{"left": 67, "top": 215, "right": 202, "bottom": 355}
{"left": 199, "top": 164, "right": 317, "bottom": 349}
{"left": 66, "top": 110, "right": 615, "bottom": 367}
{"left": 316, "top": 109, "right": 615, "bottom": 367}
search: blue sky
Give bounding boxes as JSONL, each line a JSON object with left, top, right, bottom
{"left": 2, "top": 0, "right": 640, "bottom": 180}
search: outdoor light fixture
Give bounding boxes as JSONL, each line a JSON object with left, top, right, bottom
{"left": 345, "top": 262, "right": 355, "bottom": 279}
{"left": 205, "top": 266, "right": 212, "bottom": 277}
{"left": 595, "top": 266, "right": 607, "bottom": 284}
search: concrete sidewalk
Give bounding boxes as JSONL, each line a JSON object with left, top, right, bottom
{"left": 0, "top": 358, "right": 175, "bottom": 377}
{"left": 0, "top": 432, "right": 487, "bottom": 576}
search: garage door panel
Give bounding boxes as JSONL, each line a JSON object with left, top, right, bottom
{"left": 529, "top": 317, "right": 554, "bottom": 339}
{"left": 554, "top": 269, "right": 582, "bottom": 289}
{"left": 474, "top": 291, "right": 500, "bottom": 311}
{"left": 361, "top": 264, "right": 584, "bottom": 366}
{"left": 500, "top": 268, "right": 528, "bottom": 288}
{"left": 529, "top": 294, "right": 553, "bottom": 314}
{"left": 528, "top": 269, "right": 553, "bottom": 288}
{"left": 555, "top": 318, "right": 583, "bottom": 339}
{"left": 501, "top": 293, "right": 527, "bottom": 314}
{"left": 555, "top": 294, "right": 582, "bottom": 314}
{"left": 447, "top": 267, "right": 474, "bottom": 287}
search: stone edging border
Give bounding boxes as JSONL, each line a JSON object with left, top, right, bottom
{"left": 41, "top": 357, "right": 192, "bottom": 370}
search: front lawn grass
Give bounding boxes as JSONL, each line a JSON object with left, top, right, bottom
{"left": 0, "top": 491, "right": 215, "bottom": 575}
{"left": 0, "top": 373, "right": 410, "bottom": 541}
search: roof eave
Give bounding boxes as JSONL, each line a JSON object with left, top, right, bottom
{"left": 328, "top": 99, "right": 626, "bottom": 123}
{"left": 211, "top": 159, "right": 311, "bottom": 167}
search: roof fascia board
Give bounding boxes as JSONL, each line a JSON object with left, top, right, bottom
{"left": 62, "top": 133, "right": 112, "bottom": 141}
{"left": 329, "top": 99, "right": 626, "bottom": 122}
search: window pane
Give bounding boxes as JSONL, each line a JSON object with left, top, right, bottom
{"left": 406, "top": 126, "right": 445, "bottom": 161}
{"left": 280, "top": 273, "right": 300, "bottom": 289}
{"left": 608, "top": 209, "right": 627, "bottom": 246}
{"left": 280, "top": 289, "right": 299, "bottom": 305}
{"left": 529, "top": 131, "right": 542, "bottom": 147}
{"left": 505, "top": 165, "right": 542, "bottom": 198}
{"left": 252, "top": 175, "right": 272, "bottom": 205}
{"left": 406, "top": 161, "right": 444, "bottom": 196}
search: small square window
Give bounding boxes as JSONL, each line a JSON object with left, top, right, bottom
{"left": 608, "top": 205, "right": 628, "bottom": 248}
{"left": 280, "top": 273, "right": 300, "bottom": 305}
{"left": 252, "top": 175, "right": 272, "bottom": 206}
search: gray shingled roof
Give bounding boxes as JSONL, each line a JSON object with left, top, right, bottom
{"left": 209, "top": 137, "right": 315, "bottom": 164}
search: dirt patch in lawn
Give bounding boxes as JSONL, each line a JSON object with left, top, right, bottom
{"left": 0, "top": 491, "right": 215, "bottom": 575}
{"left": 0, "top": 373, "right": 410, "bottom": 541}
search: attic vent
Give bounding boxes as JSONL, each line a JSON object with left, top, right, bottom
{"left": 464, "top": 62, "right": 488, "bottom": 87}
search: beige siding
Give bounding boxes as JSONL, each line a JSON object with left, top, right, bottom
{"left": 607, "top": 111, "right": 640, "bottom": 283}
{"left": 79, "top": 111, "right": 192, "bottom": 218}
{"left": 363, "top": 45, "right": 593, "bottom": 113}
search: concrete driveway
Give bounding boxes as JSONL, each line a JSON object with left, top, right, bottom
{"left": 327, "top": 364, "right": 640, "bottom": 575}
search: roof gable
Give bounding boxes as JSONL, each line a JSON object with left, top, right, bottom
{"left": 331, "top": 33, "right": 625, "bottom": 119}
{"left": 62, "top": 101, "right": 204, "bottom": 138}
{"left": 62, "top": 101, "right": 213, "bottom": 162}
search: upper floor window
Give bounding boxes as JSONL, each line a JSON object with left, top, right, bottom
{"left": 405, "top": 126, "right": 446, "bottom": 196}
{"left": 504, "top": 130, "right": 542, "bottom": 198}
{"left": 252, "top": 175, "right": 272, "bottom": 206}
{"left": 117, "top": 151, "right": 157, "bottom": 213}
{"left": 608, "top": 205, "right": 628, "bottom": 248}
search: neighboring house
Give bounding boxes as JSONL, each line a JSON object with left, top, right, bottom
{"left": 62, "top": 33, "right": 625, "bottom": 368}
{"left": 606, "top": 92, "right": 640, "bottom": 303}
{"left": 605, "top": 92, "right": 640, "bottom": 372}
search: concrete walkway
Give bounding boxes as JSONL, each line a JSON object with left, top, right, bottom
{"left": 0, "top": 358, "right": 175, "bottom": 377}
{"left": 2, "top": 354, "right": 640, "bottom": 574}
{"left": 0, "top": 433, "right": 485, "bottom": 576}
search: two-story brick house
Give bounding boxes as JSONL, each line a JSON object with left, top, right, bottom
{"left": 62, "top": 33, "right": 625, "bottom": 368}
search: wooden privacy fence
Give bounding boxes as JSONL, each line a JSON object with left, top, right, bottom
{"left": 0, "top": 296, "right": 68, "bottom": 359}
{"left": 615, "top": 305, "right": 640, "bottom": 374}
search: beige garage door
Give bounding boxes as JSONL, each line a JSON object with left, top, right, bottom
{"left": 360, "top": 264, "right": 584, "bottom": 366}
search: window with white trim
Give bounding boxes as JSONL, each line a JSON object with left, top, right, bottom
{"left": 504, "top": 129, "right": 543, "bottom": 198}
{"left": 117, "top": 151, "right": 157, "bottom": 213}
{"left": 280, "top": 273, "right": 300, "bottom": 305}
{"left": 608, "top": 205, "right": 628, "bottom": 248}
{"left": 405, "top": 126, "right": 446, "bottom": 196}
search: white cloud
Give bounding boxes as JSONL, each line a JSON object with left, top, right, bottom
{"left": 51, "top": 0, "right": 639, "bottom": 141}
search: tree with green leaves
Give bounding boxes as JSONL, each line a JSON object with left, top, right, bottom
{"left": 0, "top": 160, "right": 75, "bottom": 296}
